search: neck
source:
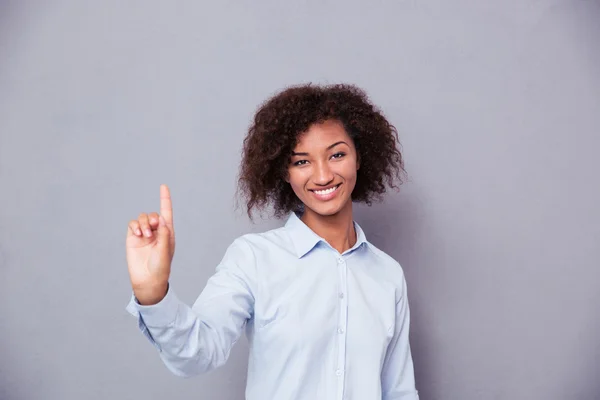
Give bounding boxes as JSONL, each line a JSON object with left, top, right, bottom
{"left": 301, "top": 202, "right": 356, "bottom": 254}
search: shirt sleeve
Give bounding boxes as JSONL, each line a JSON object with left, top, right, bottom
{"left": 125, "top": 236, "right": 256, "bottom": 377}
{"left": 381, "top": 272, "right": 419, "bottom": 400}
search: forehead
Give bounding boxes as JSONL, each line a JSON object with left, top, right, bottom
{"left": 293, "top": 119, "right": 353, "bottom": 150}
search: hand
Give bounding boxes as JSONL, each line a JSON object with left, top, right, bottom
{"left": 126, "top": 184, "right": 176, "bottom": 305}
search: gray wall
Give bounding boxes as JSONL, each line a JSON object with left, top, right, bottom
{"left": 1, "top": 1, "right": 599, "bottom": 399}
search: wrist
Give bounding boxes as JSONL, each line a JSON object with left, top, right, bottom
{"left": 133, "top": 282, "right": 169, "bottom": 306}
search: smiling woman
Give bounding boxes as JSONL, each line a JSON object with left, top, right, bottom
{"left": 237, "top": 83, "right": 406, "bottom": 221}
{"left": 125, "top": 83, "right": 419, "bottom": 399}
{"left": 287, "top": 120, "right": 360, "bottom": 228}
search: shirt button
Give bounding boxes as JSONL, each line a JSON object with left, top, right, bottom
{"left": 337, "top": 257, "right": 344, "bottom": 264}
{"left": 335, "top": 369, "right": 343, "bottom": 376}
{"left": 338, "top": 327, "right": 344, "bottom": 334}
{"left": 338, "top": 292, "right": 344, "bottom": 299}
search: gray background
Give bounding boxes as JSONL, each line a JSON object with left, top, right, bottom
{"left": 1, "top": 1, "right": 599, "bottom": 399}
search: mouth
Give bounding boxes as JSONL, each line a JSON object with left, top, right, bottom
{"left": 309, "top": 183, "right": 342, "bottom": 201}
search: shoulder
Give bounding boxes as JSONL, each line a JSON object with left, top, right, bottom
{"left": 365, "top": 241, "right": 402, "bottom": 271}
{"left": 216, "top": 225, "right": 288, "bottom": 271}
{"left": 364, "top": 241, "right": 407, "bottom": 285}
{"left": 227, "top": 224, "right": 293, "bottom": 256}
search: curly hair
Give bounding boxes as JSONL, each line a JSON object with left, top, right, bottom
{"left": 237, "top": 83, "right": 406, "bottom": 220}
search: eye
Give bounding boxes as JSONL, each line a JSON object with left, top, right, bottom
{"left": 293, "top": 160, "right": 308, "bottom": 166}
{"left": 331, "top": 152, "right": 346, "bottom": 159}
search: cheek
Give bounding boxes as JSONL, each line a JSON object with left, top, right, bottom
{"left": 287, "top": 171, "right": 307, "bottom": 194}
{"left": 289, "top": 181, "right": 302, "bottom": 195}
{"left": 340, "top": 162, "right": 358, "bottom": 182}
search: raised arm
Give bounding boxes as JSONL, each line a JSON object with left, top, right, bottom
{"left": 125, "top": 185, "right": 256, "bottom": 377}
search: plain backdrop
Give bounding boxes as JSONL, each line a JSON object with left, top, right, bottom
{"left": 1, "top": 1, "right": 599, "bottom": 399}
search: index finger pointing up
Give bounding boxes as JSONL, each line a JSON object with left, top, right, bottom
{"left": 160, "top": 184, "right": 174, "bottom": 228}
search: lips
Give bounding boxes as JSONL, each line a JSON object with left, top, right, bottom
{"left": 309, "top": 183, "right": 341, "bottom": 201}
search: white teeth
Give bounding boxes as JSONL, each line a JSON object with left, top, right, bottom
{"left": 314, "top": 185, "right": 338, "bottom": 195}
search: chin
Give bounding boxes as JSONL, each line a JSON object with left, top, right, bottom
{"left": 304, "top": 200, "right": 347, "bottom": 217}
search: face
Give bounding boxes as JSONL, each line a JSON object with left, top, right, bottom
{"left": 286, "top": 119, "right": 360, "bottom": 218}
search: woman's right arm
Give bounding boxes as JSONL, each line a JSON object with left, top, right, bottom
{"left": 125, "top": 185, "right": 256, "bottom": 377}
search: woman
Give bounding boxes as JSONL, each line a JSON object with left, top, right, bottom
{"left": 125, "top": 83, "right": 419, "bottom": 399}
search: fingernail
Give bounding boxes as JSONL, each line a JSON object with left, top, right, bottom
{"left": 145, "top": 229, "right": 152, "bottom": 237}
{"left": 136, "top": 229, "right": 142, "bottom": 236}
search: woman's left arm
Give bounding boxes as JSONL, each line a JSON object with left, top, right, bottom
{"left": 381, "top": 274, "right": 420, "bottom": 400}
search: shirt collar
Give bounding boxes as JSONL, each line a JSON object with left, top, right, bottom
{"left": 284, "top": 211, "right": 369, "bottom": 258}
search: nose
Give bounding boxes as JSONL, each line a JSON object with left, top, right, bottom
{"left": 313, "top": 161, "right": 334, "bottom": 186}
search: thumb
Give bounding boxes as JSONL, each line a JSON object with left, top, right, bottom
{"left": 156, "top": 215, "right": 172, "bottom": 251}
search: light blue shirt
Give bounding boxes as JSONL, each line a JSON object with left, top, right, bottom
{"left": 126, "top": 211, "right": 419, "bottom": 399}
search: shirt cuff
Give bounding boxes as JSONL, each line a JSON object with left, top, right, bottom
{"left": 125, "top": 284, "right": 180, "bottom": 328}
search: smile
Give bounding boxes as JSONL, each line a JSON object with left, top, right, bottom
{"left": 309, "top": 184, "right": 342, "bottom": 200}
{"left": 312, "top": 184, "right": 340, "bottom": 195}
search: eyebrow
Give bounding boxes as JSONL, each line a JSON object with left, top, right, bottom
{"left": 291, "top": 141, "right": 348, "bottom": 156}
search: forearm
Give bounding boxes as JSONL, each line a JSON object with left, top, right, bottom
{"left": 126, "top": 237, "right": 256, "bottom": 377}
{"left": 127, "top": 287, "right": 232, "bottom": 377}
{"left": 382, "top": 390, "right": 420, "bottom": 400}
{"left": 381, "top": 274, "right": 419, "bottom": 399}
